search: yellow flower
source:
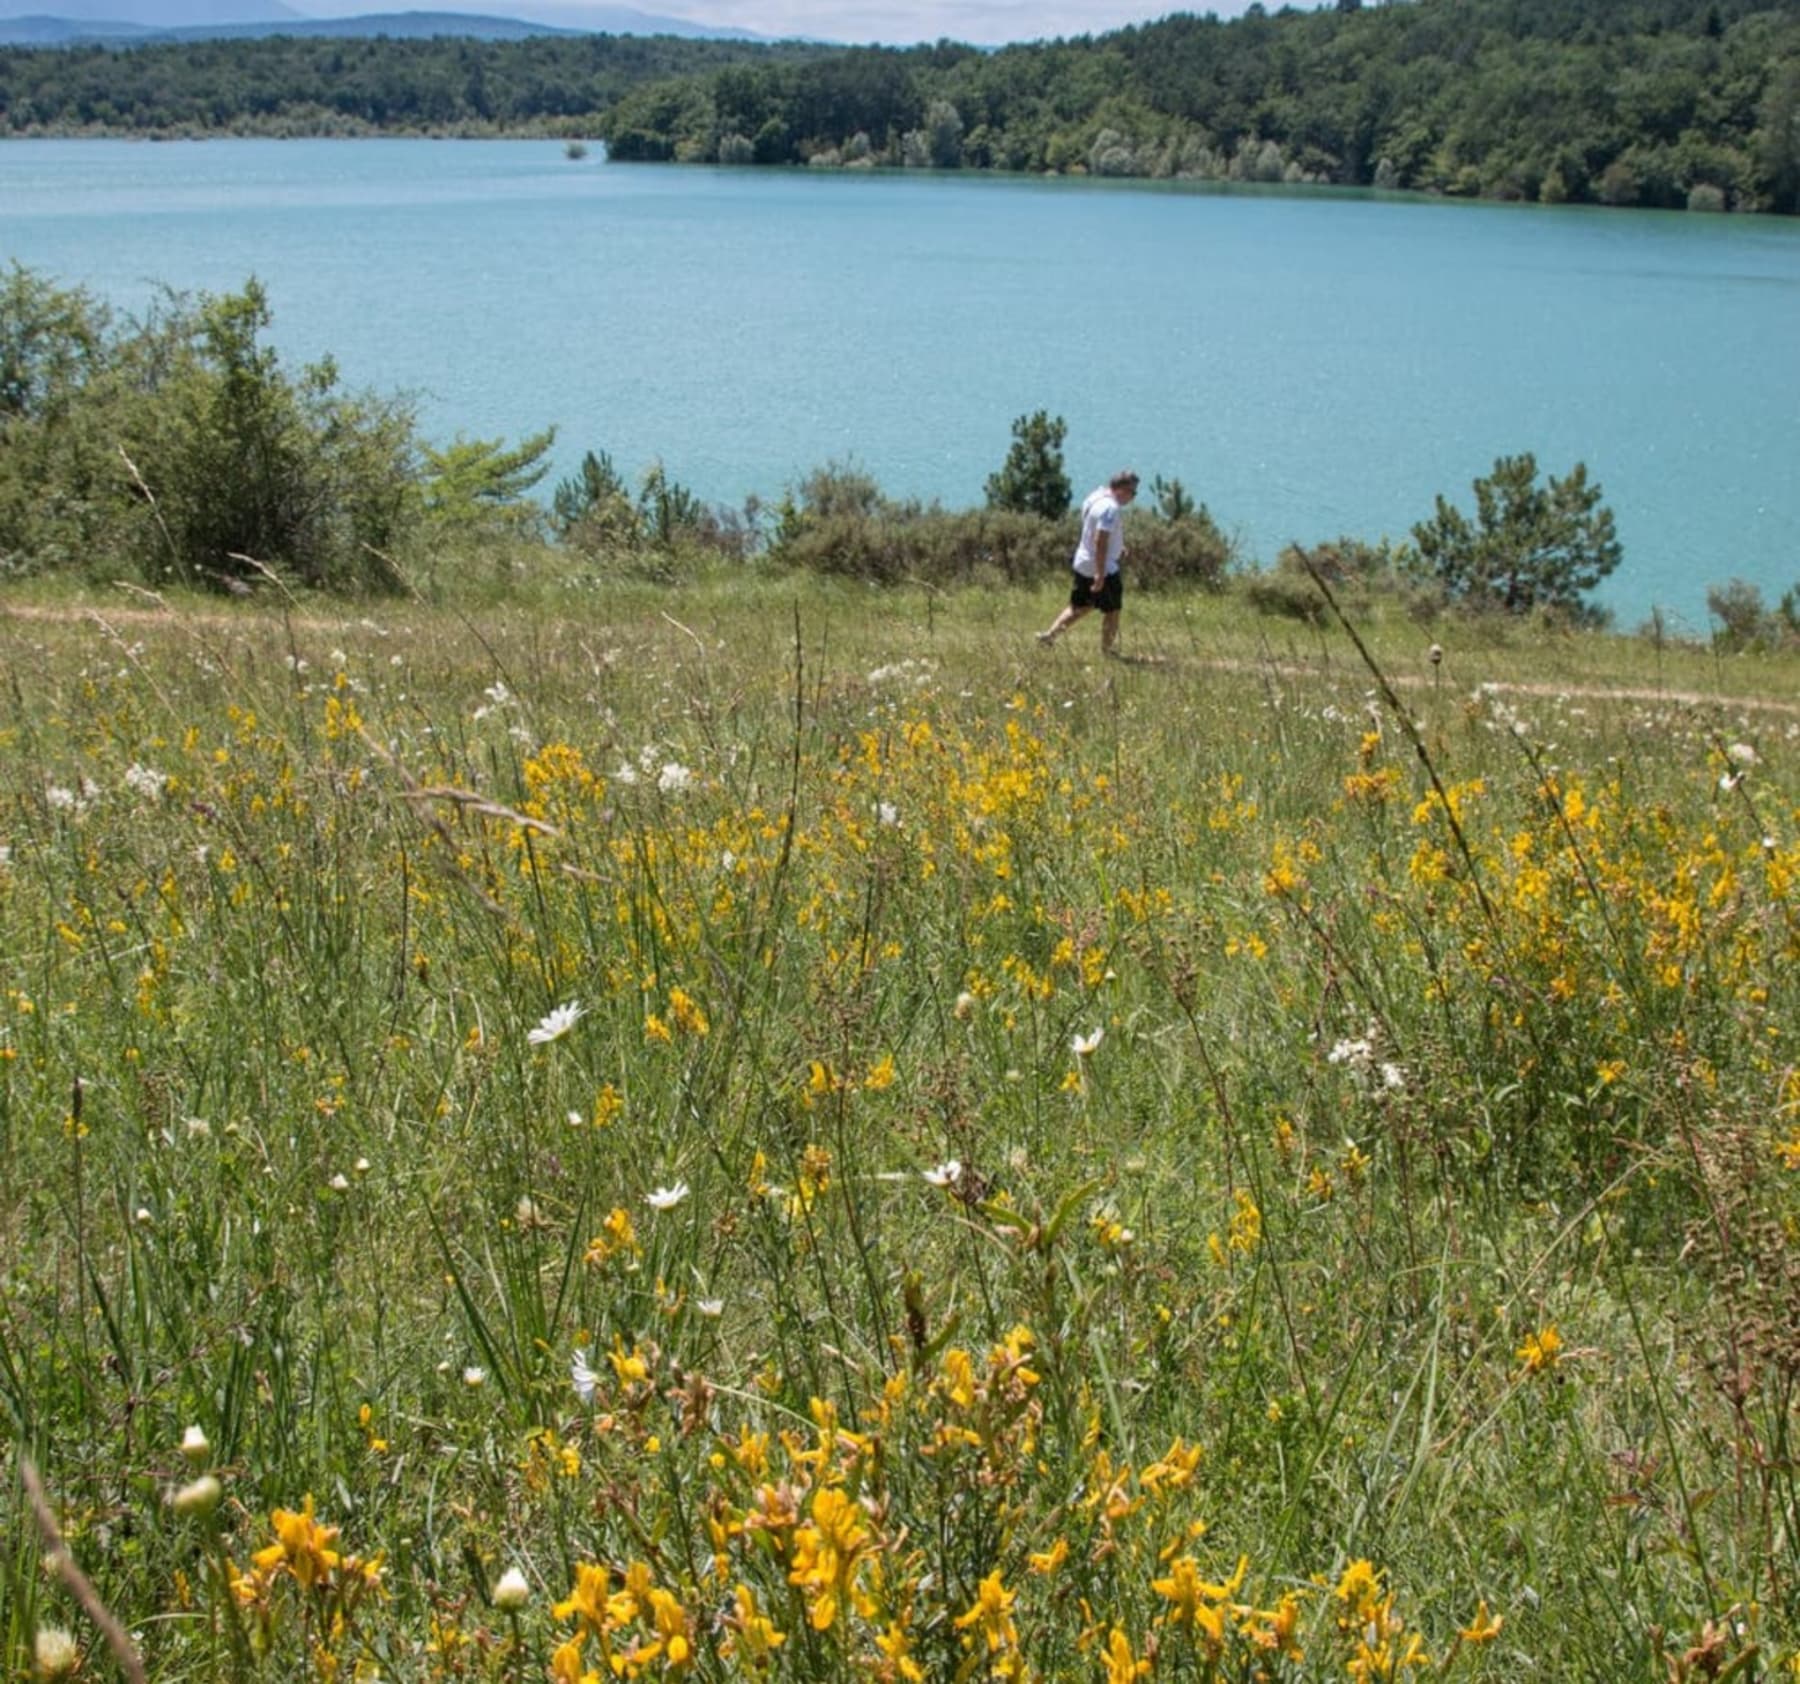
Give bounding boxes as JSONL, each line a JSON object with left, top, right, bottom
{"left": 1458, "top": 1599, "right": 1504, "bottom": 1644}
{"left": 668, "top": 988, "right": 709, "bottom": 1037}
{"left": 1335, "top": 1560, "right": 1383, "bottom": 1620}
{"left": 723, "top": 1584, "right": 785, "bottom": 1669}
{"left": 1028, "top": 1538, "right": 1069, "bottom": 1576}
{"left": 788, "top": 1486, "right": 871, "bottom": 1631}
{"left": 954, "top": 1570, "right": 1019, "bottom": 1656}
{"left": 876, "top": 1618, "right": 927, "bottom": 1682}
{"left": 1101, "top": 1626, "right": 1149, "bottom": 1682}
{"left": 609, "top": 1339, "right": 650, "bottom": 1386}
{"left": 863, "top": 1053, "right": 896, "bottom": 1091}
{"left": 1516, "top": 1325, "right": 1563, "bottom": 1375}
{"left": 554, "top": 1562, "right": 612, "bottom": 1634}
{"left": 257, "top": 1496, "right": 342, "bottom": 1593}
{"left": 647, "top": 1587, "right": 693, "bottom": 1671}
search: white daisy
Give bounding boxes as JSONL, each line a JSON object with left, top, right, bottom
{"left": 922, "top": 1159, "right": 963, "bottom": 1188}
{"left": 645, "top": 1181, "right": 690, "bottom": 1211}
{"left": 571, "top": 1348, "right": 599, "bottom": 1405}
{"left": 658, "top": 762, "right": 694, "bottom": 794}
{"left": 528, "top": 1001, "right": 585, "bottom": 1045}
{"left": 462, "top": 1366, "right": 486, "bottom": 1387}
{"left": 694, "top": 1298, "right": 725, "bottom": 1318}
{"left": 1071, "top": 1028, "right": 1105, "bottom": 1057}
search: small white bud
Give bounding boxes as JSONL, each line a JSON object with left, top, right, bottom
{"left": 34, "top": 1627, "right": 80, "bottom": 1680}
{"left": 173, "top": 1475, "right": 223, "bottom": 1518}
{"left": 180, "top": 1424, "right": 210, "bottom": 1465}
{"left": 493, "top": 1567, "right": 530, "bottom": 1611}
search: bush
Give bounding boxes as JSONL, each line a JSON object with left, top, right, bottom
{"left": 1706, "top": 577, "right": 1800, "bottom": 652}
{"left": 1, "top": 268, "right": 420, "bottom": 592}
{"left": 773, "top": 505, "right": 1064, "bottom": 586}
{"left": 556, "top": 448, "right": 755, "bottom": 564}
{"left": 1245, "top": 538, "right": 1415, "bottom": 623}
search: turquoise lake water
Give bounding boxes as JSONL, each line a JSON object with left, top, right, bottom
{"left": 2, "top": 137, "right": 1797, "bottom": 628}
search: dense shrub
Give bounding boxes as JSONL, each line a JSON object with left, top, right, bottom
{"left": 0, "top": 266, "right": 419, "bottom": 592}
{"left": 1707, "top": 576, "right": 1800, "bottom": 651}
{"left": 1245, "top": 538, "right": 1419, "bottom": 623}
{"left": 772, "top": 455, "right": 1232, "bottom": 589}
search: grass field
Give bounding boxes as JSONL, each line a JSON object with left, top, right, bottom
{"left": 3, "top": 572, "right": 1799, "bottom": 1683}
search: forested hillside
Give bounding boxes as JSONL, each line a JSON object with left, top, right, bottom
{"left": 0, "top": 31, "right": 823, "bottom": 132}
{"left": 3, "top": 0, "right": 1798, "bottom": 211}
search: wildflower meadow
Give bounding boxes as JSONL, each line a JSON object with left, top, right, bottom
{"left": 2, "top": 574, "right": 1798, "bottom": 1682}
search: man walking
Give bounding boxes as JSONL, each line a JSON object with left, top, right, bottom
{"left": 1037, "top": 469, "right": 1139, "bottom": 654}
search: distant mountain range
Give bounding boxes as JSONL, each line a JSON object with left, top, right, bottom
{"left": 0, "top": 0, "right": 764, "bottom": 42}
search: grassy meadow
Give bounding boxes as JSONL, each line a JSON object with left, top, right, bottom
{"left": 2, "top": 572, "right": 1799, "bottom": 1683}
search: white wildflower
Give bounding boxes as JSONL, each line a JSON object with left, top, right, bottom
{"left": 1727, "top": 742, "right": 1758, "bottom": 767}
{"left": 1071, "top": 1028, "right": 1105, "bottom": 1057}
{"left": 528, "top": 1001, "right": 585, "bottom": 1045}
{"left": 124, "top": 763, "right": 169, "bottom": 799}
{"left": 571, "top": 1348, "right": 599, "bottom": 1404}
{"left": 180, "top": 1424, "right": 211, "bottom": 1465}
{"left": 645, "top": 1181, "right": 691, "bottom": 1211}
{"left": 493, "top": 1567, "right": 531, "bottom": 1611}
{"left": 953, "top": 991, "right": 978, "bottom": 1021}
{"left": 1327, "top": 1037, "right": 1374, "bottom": 1070}
{"left": 694, "top": 1297, "right": 725, "bottom": 1318}
{"left": 462, "top": 1366, "right": 486, "bottom": 1388}
{"left": 876, "top": 801, "right": 899, "bottom": 827}
{"left": 922, "top": 1159, "right": 963, "bottom": 1188}
{"left": 657, "top": 762, "right": 695, "bottom": 795}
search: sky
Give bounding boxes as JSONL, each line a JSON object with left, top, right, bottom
{"left": 652, "top": 0, "right": 1264, "bottom": 45}
{"left": 289, "top": 0, "right": 1299, "bottom": 48}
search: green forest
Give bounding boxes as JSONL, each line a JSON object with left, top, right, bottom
{"left": 2, "top": 0, "right": 1800, "bottom": 210}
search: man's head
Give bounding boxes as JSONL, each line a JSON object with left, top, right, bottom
{"left": 1110, "top": 470, "right": 1141, "bottom": 504}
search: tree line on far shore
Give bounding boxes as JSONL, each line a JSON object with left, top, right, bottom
{"left": 2, "top": 0, "right": 1799, "bottom": 214}
{"left": 6, "top": 263, "right": 1798, "bottom": 644}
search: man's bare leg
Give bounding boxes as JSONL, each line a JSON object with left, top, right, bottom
{"left": 1100, "top": 610, "right": 1121, "bottom": 655}
{"left": 1037, "top": 605, "right": 1090, "bottom": 645}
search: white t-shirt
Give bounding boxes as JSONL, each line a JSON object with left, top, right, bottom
{"left": 1072, "top": 487, "right": 1125, "bottom": 579}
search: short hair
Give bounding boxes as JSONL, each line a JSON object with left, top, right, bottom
{"left": 1110, "top": 470, "right": 1141, "bottom": 492}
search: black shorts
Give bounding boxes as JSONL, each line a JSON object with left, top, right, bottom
{"left": 1071, "top": 572, "right": 1123, "bottom": 613}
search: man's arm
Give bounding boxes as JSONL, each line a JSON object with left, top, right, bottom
{"left": 1092, "top": 529, "right": 1110, "bottom": 583}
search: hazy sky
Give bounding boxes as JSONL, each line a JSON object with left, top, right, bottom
{"left": 292, "top": 0, "right": 1303, "bottom": 47}
{"left": 663, "top": 0, "right": 1269, "bottom": 45}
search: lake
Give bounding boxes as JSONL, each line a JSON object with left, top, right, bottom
{"left": 2, "top": 137, "right": 1797, "bottom": 629}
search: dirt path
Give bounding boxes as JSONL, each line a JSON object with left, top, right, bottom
{"left": 7, "top": 598, "right": 1799, "bottom": 719}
